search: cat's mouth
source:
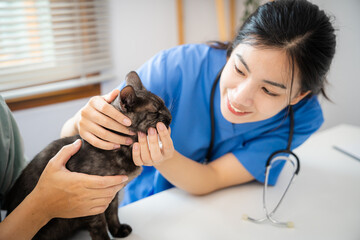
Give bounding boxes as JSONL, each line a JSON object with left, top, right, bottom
{"left": 129, "top": 123, "right": 171, "bottom": 134}
{"left": 128, "top": 120, "right": 171, "bottom": 138}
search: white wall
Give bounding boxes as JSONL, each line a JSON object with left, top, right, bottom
{"left": 311, "top": 0, "right": 360, "bottom": 130}
{"left": 103, "top": 0, "right": 177, "bottom": 93}
{"left": 12, "top": 0, "right": 360, "bottom": 160}
{"left": 103, "top": 0, "right": 246, "bottom": 92}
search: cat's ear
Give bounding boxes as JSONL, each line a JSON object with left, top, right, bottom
{"left": 126, "top": 71, "right": 146, "bottom": 91}
{"left": 119, "top": 85, "right": 136, "bottom": 111}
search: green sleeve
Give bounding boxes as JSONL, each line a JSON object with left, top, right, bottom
{"left": 0, "top": 96, "right": 26, "bottom": 208}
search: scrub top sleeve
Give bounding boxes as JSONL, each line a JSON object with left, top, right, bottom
{"left": 292, "top": 96, "right": 324, "bottom": 148}
{"left": 135, "top": 49, "right": 182, "bottom": 109}
{"left": 115, "top": 51, "right": 169, "bottom": 98}
{"left": 232, "top": 134, "right": 288, "bottom": 185}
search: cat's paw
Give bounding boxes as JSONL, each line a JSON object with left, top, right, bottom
{"left": 111, "top": 223, "right": 132, "bottom": 238}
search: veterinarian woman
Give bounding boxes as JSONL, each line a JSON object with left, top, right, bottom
{"left": 0, "top": 96, "right": 128, "bottom": 239}
{"left": 62, "top": 0, "right": 336, "bottom": 207}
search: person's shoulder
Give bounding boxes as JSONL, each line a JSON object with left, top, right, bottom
{"left": 293, "top": 95, "right": 324, "bottom": 133}
{"left": 0, "top": 95, "right": 12, "bottom": 121}
{"left": 165, "top": 43, "right": 212, "bottom": 53}
{"left": 0, "top": 95, "right": 7, "bottom": 110}
{"left": 294, "top": 95, "right": 322, "bottom": 116}
{"left": 0, "top": 95, "right": 19, "bottom": 135}
{"left": 162, "top": 43, "right": 225, "bottom": 61}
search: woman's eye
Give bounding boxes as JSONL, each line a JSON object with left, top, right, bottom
{"left": 262, "top": 87, "right": 279, "bottom": 97}
{"left": 234, "top": 64, "right": 245, "bottom": 76}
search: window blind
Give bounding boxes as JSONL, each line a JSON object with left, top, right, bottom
{"left": 0, "top": 0, "right": 113, "bottom": 100}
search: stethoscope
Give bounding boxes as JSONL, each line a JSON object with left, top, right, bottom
{"left": 205, "top": 68, "right": 300, "bottom": 228}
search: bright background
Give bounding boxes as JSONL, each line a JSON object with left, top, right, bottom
{"left": 11, "top": 0, "right": 360, "bottom": 159}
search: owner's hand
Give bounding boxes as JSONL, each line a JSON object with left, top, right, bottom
{"left": 31, "top": 139, "right": 129, "bottom": 219}
{"left": 132, "top": 122, "right": 174, "bottom": 166}
{"left": 75, "top": 89, "right": 135, "bottom": 150}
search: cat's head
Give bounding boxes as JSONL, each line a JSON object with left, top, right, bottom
{"left": 112, "top": 71, "right": 172, "bottom": 134}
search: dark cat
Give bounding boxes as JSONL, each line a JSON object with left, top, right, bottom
{"left": 4, "top": 71, "right": 172, "bottom": 240}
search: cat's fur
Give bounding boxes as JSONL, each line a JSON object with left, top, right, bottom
{"left": 4, "top": 71, "right": 172, "bottom": 240}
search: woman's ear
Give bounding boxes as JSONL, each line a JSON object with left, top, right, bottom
{"left": 290, "top": 90, "right": 311, "bottom": 105}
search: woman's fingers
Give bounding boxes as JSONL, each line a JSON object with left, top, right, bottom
{"left": 133, "top": 122, "right": 174, "bottom": 166}
{"left": 77, "top": 94, "right": 136, "bottom": 150}
{"left": 81, "top": 107, "right": 133, "bottom": 137}
{"left": 81, "top": 131, "right": 119, "bottom": 150}
{"left": 82, "top": 97, "right": 133, "bottom": 135}
{"left": 147, "top": 127, "right": 163, "bottom": 163}
{"left": 79, "top": 117, "right": 133, "bottom": 150}
{"left": 132, "top": 143, "right": 142, "bottom": 166}
{"left": 138, "top": 131, "right": 152, "bottom": 165}
{"left": 157, "top": 122, "right": 174, "bottom": 158}
{"left": 89, "top": 96, "right": 132, "bottom": 128}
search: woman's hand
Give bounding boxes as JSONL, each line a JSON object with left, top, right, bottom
{"left": 62, "top": 89, "right": 135, "bottom": 150}
{"left": 32, "top": 139, "right": 129, "bottom": 219}
{"left": 132, "top": 122, "right": 175, "bottom": 166}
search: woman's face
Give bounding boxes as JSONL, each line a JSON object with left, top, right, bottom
{"left": 220, "top": 43, "right": 308, "bottom": 124}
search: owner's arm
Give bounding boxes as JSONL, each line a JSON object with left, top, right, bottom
{"left": 0, "top": 190, "right": 50, "bottom": 240}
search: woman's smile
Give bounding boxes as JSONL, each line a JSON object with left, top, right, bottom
{"left": 226, "top": 91, "right": 252, "bottom": 116}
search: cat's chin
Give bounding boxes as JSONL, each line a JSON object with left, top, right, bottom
{"left": 125, "top": 166, "right": 143, "bottom": 183}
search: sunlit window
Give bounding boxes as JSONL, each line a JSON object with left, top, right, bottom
{"left": 0, "top": 1, "right": 54, "bottom": 70}
{"left": 0, "top": 0, "right": 112, "bottom": 100}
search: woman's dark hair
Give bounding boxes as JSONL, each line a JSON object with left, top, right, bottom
{"left": 210, "top": 0, "right": 336, "bottom": 100}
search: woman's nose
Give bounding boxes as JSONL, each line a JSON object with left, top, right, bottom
{"left": 232, "top": 81, "right": 256, "bottom": 107}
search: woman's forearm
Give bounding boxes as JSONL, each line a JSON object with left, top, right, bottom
{"left": 0, "top": 191, "right": 50, "bottom": 240}
{"left": 154, "top": 150, "right": 254, "bottom": 196}
{"left": 60, "top": 112, "right": 80, "bottom": 137}
{"left": 154, "top": 151, "right": 219, "bottom": 195}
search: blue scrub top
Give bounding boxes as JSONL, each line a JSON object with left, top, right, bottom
{"left": 119, "top": 44, "right": 323, "bottom": 206}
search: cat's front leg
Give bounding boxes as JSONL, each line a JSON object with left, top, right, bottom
{"left": 86, "top": 214, "right": 111, "bottom": 240}
{"left": 105, "top": 193, "right": 132, "bottom": 238}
